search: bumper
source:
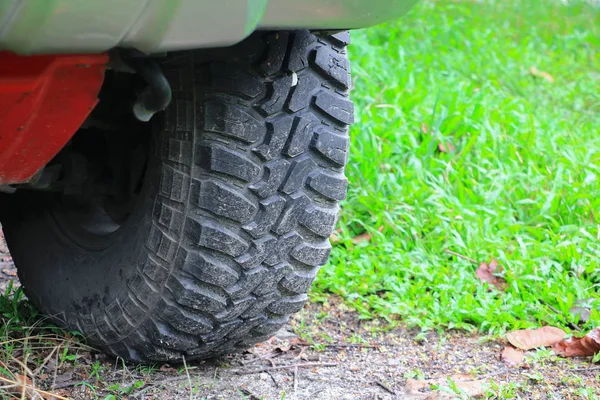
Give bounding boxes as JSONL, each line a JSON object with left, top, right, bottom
{"left": 0, "top": 0, "right": 418, "bottom": 54}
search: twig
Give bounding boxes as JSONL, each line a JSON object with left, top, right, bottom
{"left": 570, "top": 366, "right": 600, "bottom": 372}
{"left": 293, "top": 366, "right": 298, "bottom": 393}
{"left": 445, "top": 249, "right": 478, "bottom": 265}
{"left": 239, "top": 387, "right": 262, "bottom": 400}
{"left": 232, "top": 362, "right": 338, "bottom": 375}
{"left": 134, "top": 376, "right": 191, "bottom": 399}
{"left": 374, "top": 380, "right": 396, "bottom": 395}
{"left": 267, "top": 370, "right": 279, "bottom": 388}
{"left": 52, "top": 372, "right": 137, "bottom": 389}
{"left": 50, "top": 343, "right": 60, "bottom": 390}
{"left": 182, "top": 355, "right": 193, "bottom": 400}
{"left": 322, "top": 343, "right": 380, "bottom": 349}
{"left": 539, "top": 300, "right": 580, "bottom": 331}
{"left": 0, "top": 376, "right": 69, "bottom": 400}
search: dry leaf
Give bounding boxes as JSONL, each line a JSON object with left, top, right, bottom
{"left": 475, "top": 259, "right": 507, "bottom": 290}
{"left": 506, "top": 326, "right": 565, "bottom": 350}
{"left": 404, "top": 374, "right": 490, "bottom": 399}
{"left": 501, "top": 346, "right": 525, "bottom": 367}
{"left": 438, "top": 143, "right": 456, "bottom": 153}
{"left": 352, "top": 232, "right": 372, "bottom": 244}
{"left": 159, "top": 364, "right": 178, "bottom": 373}
{"left": 529, "top": 66, "right": 554, "bottom": 83}
{"left": 552, "top": 327, "right": 600, "bottom": 357}
{"left": 569, "top": 306, "right": 591, "bottom": 324}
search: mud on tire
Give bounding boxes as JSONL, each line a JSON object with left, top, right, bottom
{"left": 1, "top": 30, "right": 353, "bottom": 362}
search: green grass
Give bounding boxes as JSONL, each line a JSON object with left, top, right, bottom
{"left": 315, "top": 0, "right": 600, "bottom": 335}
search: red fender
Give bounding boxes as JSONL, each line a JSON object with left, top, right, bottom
{"left": 0, "top": 52, "right": 108, "bottom": 185}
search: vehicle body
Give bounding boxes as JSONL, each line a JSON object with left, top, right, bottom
{"left": 0, "top": 0, "right": 417, "bottom": 362}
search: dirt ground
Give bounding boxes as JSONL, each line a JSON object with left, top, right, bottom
{"left": 1, "top": 233, "right": 599, "bottom": 399}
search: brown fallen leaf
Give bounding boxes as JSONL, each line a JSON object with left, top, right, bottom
{"left": 438, "top": 142, "right": 456, "bottom": 153}
{"left": 552, "top": 327, "right": 600, "bottom": 357}
{"left": 352, "top": 232, "right": 372, "bottom": 244}
{"left": 529, "top": 66, "right": 554, "bottom": 83}
{"left": 569, "top": 306, "right": 592, "bottom": 324}
{"left": 159, "top": 364, "right": 178, "bottom": 373}
{"left": 501, "top": 345, "right": 525, "bottom": 367}
{"left": 475, "top": 259, "right": 507, "bottom": 290}
{"left": 404, "top": 374, "right": 490, "bottom": 399}
{"left": 506, "top": 326, "right": 565, "bottom": 350}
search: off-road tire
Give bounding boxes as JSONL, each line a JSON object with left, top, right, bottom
{"left": 1, "top": 30, "right": 353, "bottom": 362}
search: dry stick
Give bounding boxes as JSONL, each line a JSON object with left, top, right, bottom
{"left": 267, "top": 370, "right": 279, "bottom": 388}
{"left": 538, "top": 300, "right": 580, "bottom": 331}
{"left": 232, "top": 362, "right": 338, "bottom": 375}
{"left": 570, "top": 366, "right": 600, "bottom": 372}
{"left": 445, "top": 249, "right": 478, "bottom": 265}
{"left": 0, "top": 376, "right": 69, "bottom": 400}
{"left": 293, "top": 366, "right": 298, "bottom": 393}
{"left": 182, "top": 355, "right": 193, "bottom": 400}
{"left": 133, "top": 376, "right": 191, "bottom": 399}
{"left": 50, "top": 343, "right": 60, "bottom": 391}
{"left": 374, "top": 380, "right": 397, "bottom": 396}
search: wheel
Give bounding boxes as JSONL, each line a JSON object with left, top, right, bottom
{"left": 0, "top": 30, "right": 353, "bottom": 362}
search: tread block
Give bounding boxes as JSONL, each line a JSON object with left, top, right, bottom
{"left": 192, "top": 180, "right": 257, "bottom": 224}
{"left": 260, "top": 75, "right": 293, "bottom": 115}
{"left": 154, "top": 202, "right": 184, "bottom": 235}
{"left": 286, "top": 72, "right": 320, "bottom": 112}
{"left": 196, "top": 144, "right": 261, "bottom": 182}
{"left": 175, "top": 99, "right": 194, "bottom": 132}
{"left": 224, "top": 316, "right": 266, "bottom": 340}
{"left": 242, "top": 196, "right": 286, "bottom": 239}
{"left": 311, "top": 126, "right": 349, "bottom": 166}
{"left": 291, "top": 242, "right": 332, "bottom": 267}
{"left": 183, "top": 250, "right": 239, "bottom": 287}
{"left": 299, "top": 204, "right": 338, "bottom": 237}
{"left": 164, "top": 138, "right": 193, "bottom": 166}
{"left": 95, "top": 316, "right": 122, "bottom": 342}
{"left": 280, "top": 156, "right": 317, "bottom": 194}
{"left": 167, "top": 276, "right": 228, "bottom": 313}
{"left": 226, "top": 266, "right": 269, "bottom": 298}
{"left": 264, "top": 232, "right": 302, "bottom": 266}
{"left": 204, "top": 101, "right": 265, "bottom": 143}
{"left": 314, "top": 91, "right": 355, "bottom": 125}
{"left": 159, "top": 166, "right": 190, "bottom": 203}
{"left": 273, "top": 193, "right": 310, "bottom": 235}
{"left": 279, "top": 270, "right": 317, "bottom": 294}
{"left": 259, "top": 32, "right": 290, "bottom": 76}
{"left": 121, "top": 294, "right": 149, "bottom": 323}
{"left": 241, "top": 293, "right": 279, "bottom": 318}
{"left": 313, "top": 48, "right": 351, "bottom": 89}
{"left": 329, "top": 31, "right": 351, "bottom": 48}
{"left": 249, "top": 316, "right": 289, "bottom": 335}
{"left": 253, "top": 263, "right": 292, "bottom": 297}
{"left": 253, "top": 116, "right": 293, "bottom": 161}
{"left": 142, "top": 257, "right": 170, "bottom": 285}
{"left": 307, "top": 172, "right": 348, "bottom": 201}
{"left": 203, "top": 319, "right": 244, "bottom": 342}
{"left": 157, "top": 300, "right": 214, "bottom": 335}
{"left": 287, "top": 30, "right": 314, "bottom": 72}
{"left": 267, "top": 294, "right": 308, "bottom": 315}
{"left": 249, "top": 159, "right": 290, "bottom": 199}
{"left": 235, "top": 235, "right": 277, "bottom": 269}
{"left": 283, "top": 114, "right": 317, "bottom": 157}
{"left": 147, "top": 225, "right": 178, "bottom": 262}
{"left": 143, "top": 320, "right": 198, "bottom": 350}
{"left": 185, "top": 216, "right": 249, "bottom": 257}
{"left": 210, "top": 63, "right": 264, "bottom": 99}
{"left": 215, "top": 296, "right": 254, "bottom": 321}
{"left": 128, "top": 275, "right": 160, "bottom": 306}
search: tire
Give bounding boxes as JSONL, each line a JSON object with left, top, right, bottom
{"left": 0, "top": 30, "right": 353, "bottom": 362}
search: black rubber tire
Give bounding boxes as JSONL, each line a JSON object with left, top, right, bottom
{"left": 0, "top": 30, "right": 353, "bottom": 363}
